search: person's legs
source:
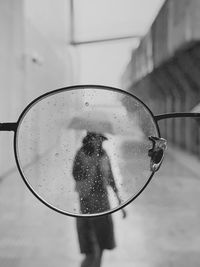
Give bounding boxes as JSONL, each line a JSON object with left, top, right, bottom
{"left": 93, "top": 248, "right": 103, "bottom": 267}
{"left": 77, "top": 218, "right": 105, "bottom": 267}
{"left": 81, "top": 253, "right": 96, "bottom": 267}
{"left": 80, "top": 244, "right": 103, "bottom": 267}
{"left": 77, "top": 218, "right": 94, "bottom": 267}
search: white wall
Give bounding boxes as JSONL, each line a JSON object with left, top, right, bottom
{"left": 0, "top": 0, "right": 76, "bottom": 176}
{"left": 24, "top": 0, "right": 75, "bottom": 102}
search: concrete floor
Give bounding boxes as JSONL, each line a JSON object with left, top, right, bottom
{"left": 0, "top": 147, "right": 200, "bottom": 267}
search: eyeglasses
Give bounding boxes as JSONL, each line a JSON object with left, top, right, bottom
{"left": 1, "top": 85, "right": 199, "bottom": 217}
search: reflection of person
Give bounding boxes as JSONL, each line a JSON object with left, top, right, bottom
{"left": 72, "top": 132, "right": 126, "bottom": 267}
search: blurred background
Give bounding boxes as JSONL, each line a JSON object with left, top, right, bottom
{"left": 0, "top": 0, "right": 200, "bottom": 266}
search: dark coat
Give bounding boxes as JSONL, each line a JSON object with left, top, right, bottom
{"left": 72, "top": 147, "right": 117, "bottom": 214}
{"left": 72, "top": 146, "right": 117, "bottom": 252}
{"left": 76, "top": 215, "right": 115, "bottom": 253}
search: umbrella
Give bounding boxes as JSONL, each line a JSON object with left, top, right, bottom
{"left": 68, "top": 111, "right": 115, "bottom": 134}
{"left": 68, "top": 109, "right": 142, "bottom": 137}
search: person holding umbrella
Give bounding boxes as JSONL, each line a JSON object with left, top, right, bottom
{"left": 72, "top": 131, "right": 126, "bottom": 267}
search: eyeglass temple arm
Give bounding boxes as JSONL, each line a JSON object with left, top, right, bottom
{"left": 0, "top": 123, "right": 17, "bottom": 131}
{"left": 155, "top": 112, "right": 200, "bottom": 121}
{"left": 0, "top": 113, "right": 199, "bottom": 130}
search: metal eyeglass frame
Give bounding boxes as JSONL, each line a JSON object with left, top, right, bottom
{"left": 0, "top": 85, "right": 200, "bottom": 218}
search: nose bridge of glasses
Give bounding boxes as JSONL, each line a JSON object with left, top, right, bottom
{"left": 0, "top": 122, "right": 17, "bottom": 131}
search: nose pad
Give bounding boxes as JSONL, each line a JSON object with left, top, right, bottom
{"left": 148, "top": 136, "right": 167, "bottom": 172}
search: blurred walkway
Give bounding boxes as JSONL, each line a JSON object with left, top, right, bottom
{"left": 104, "top": 147, "right": 200, "bottom": 267}
{"left": 0, "top": 147, "right": 200, "bottom": 267}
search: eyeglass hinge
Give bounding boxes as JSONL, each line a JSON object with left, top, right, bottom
{"left": 148, "top": 136, "right": 167, "bottom": 172}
